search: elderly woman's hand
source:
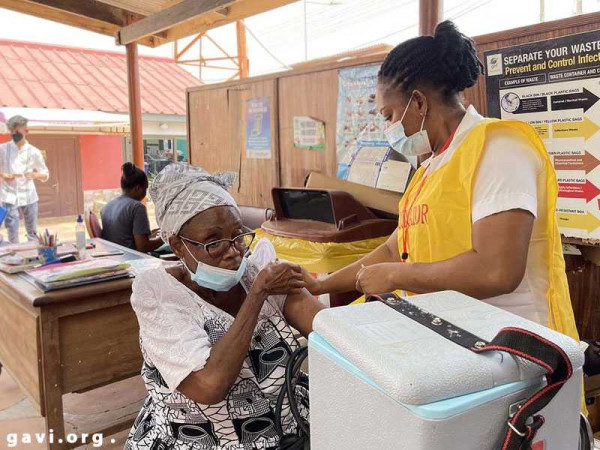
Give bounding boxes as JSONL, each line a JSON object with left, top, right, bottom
{"left": 252, "top": 261, "right": 306, "bottom": 297}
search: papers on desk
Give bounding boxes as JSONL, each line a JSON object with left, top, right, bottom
{"left": 0, "top": 243, "right": 79, "bottom": 274}
{"left": 24, "top": 259, "right": 131, "bottom": 291}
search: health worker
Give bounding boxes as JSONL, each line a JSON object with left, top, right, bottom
{"left": 302, "top": 21, "right": 578, "bottom": 342}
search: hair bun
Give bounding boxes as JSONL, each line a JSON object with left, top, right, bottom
{"left": 433, "top": 20, "right": 462, "bottom": 43}
{"left": 378, "top": 20, "right": 483, "bottom": 97}
{"left": 122, "top": 162, "right": 136, "bottom": 177}
{"left": 433, "top": 20, "right": 483, "bottom": 92}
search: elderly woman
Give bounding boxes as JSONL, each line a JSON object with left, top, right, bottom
{"left": 125, "top": 164, "right": 323, "bottom": 450}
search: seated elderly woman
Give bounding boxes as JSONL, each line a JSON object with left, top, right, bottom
{"left": 125, "top": 164, "right": 324, "bottom": 450}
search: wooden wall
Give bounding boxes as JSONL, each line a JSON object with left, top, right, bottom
{"left": 188, "top": 79, "right": 280, "bottom": 207}
{"left": 278, "top": 70, "right": 339, "bottom": 188}
{"left": 187, "top": 54, "right": 383, "bottom": 208}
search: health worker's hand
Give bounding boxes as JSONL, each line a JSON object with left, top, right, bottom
{"left": 355, "top": 263, "right": 400, "bottom": 296}
{"left": 298, "top": 266, "right": 322, "bottom": 296}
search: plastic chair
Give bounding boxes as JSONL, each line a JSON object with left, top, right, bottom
{"left": 84, "top": 209, "right": 103, "bottom": 238}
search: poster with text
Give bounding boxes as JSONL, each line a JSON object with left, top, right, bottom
{"left": 336, "top": 64, "right": 389, "bottom": 181}
{"left": 246, "top": 97, "right": 271, "bottom": 159}
{"left": 485, "top": 30, "right": 600, "bottom": 240}
{"left": 293, "top": 116, "right": 326, "bottom": 150}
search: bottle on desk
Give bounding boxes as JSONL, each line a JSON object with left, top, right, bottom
{"left": 76, "top": 215, "right": 86, "bottom": 258}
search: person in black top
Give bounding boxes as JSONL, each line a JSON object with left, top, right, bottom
{"left": 101, "top": 163, "right": 163, "bottom": 253}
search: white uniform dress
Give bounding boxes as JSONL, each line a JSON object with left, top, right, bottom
{"left": 125, "top": 240, "right": 305, "bottom": 450}
{"left": 422, "top": 105, "right": 548, "bottom": 325}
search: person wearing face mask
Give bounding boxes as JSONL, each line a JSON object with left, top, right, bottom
{"left": 301, "top": 21, "right": 578, "bottom": 342}
{"left": 126, "top": 163, "right": 323, "bottom": 450}
{"left": 0, "top": 115, "right": 49, "bottom": 243}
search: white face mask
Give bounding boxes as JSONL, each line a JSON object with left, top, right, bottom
{"left": 384, "top": 95, "right": 432, "bottom": 157}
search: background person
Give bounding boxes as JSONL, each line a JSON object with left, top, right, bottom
{"left": 101, "top": 162, "right": 163, "bottom": 253}
{"left": 0, "top": 115, "right": 49, "bottom": 244}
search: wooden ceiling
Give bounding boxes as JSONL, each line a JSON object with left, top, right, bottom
{"left": 0, "top": 0, "right": 297, "bottom": 47}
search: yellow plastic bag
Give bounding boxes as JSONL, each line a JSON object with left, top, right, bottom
{"left": 252, "top": 229, "right": 387, "bottom": 273}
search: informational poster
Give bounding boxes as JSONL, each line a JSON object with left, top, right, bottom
{"left": 485, "top": 31, "right": 600, "bottom": 239}
{"left": 293, "top": 116, "right": 325, "bottom": 150}
{"left": 336, "top": 64, "right": 389, "bottom": 180}
{"left": 246, "top": 97, "right": 271, "bottom": 159}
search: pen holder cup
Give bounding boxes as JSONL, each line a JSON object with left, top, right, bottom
{"left": 38, "top": 246, "right": 59, "bottom": 265}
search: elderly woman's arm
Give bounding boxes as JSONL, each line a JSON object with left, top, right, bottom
{"left": 283, "top": 289, "right": 325, "bottom": 337}
{"left": 178, "top": 262, "right": 305, "bottom": 405}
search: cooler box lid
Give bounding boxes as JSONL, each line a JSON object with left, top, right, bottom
{"left": 311, "top": 291, "right": 583, "bottom": 406}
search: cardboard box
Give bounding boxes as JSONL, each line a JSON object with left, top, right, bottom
{"left": 306, "top": 172, "right": 401, "bottom": 216}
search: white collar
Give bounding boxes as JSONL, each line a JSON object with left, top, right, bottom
{"left": 9, "top": 140, "right": 29, "bottom": 151}
{"left": 422, "top": 105, "right": 485, "bottom": 168}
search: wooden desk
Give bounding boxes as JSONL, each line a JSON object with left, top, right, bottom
{"left": 0, "top": 239, "right": 179, "bottom": 449}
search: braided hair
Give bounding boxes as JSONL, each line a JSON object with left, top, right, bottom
{"left": 378, "top": 21, "right": 484, "bottom": 99}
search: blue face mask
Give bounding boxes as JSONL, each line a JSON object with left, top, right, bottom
{"left": 182, "top": 240, "right": 248, "bottom": 291}
{"left": 384, "top": 95, "right": 432, "bottom": 157}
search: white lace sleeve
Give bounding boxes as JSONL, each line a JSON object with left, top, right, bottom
{"left": 131, "top": 268, "right": 212, "bottom": 393}
{"left": 241, "top": 239, "right": 287, "bottom": 311}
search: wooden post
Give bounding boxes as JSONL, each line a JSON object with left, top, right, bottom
{"left": 540, "top": 0, "right": 545, "bottom": 22}
{"left": 419, "top": 0, "right": 443, "bottom": 36}
{"left": 126, "top": 41, "right": 144, "bottom": 171}
{"left": 236, "top": 20, "right": 249, "bottom": 78}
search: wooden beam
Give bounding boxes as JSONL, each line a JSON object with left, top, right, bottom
{"left": 419, "top": 0, "right": 443, "bottom": 36}
{"left": 205, "top": 34, "right": 237, "bottom": 62}
{"left": 26, "top": 0, "right": 144, "bottom": 25}
{"left": 0, "top": 0, "right": 163, "bottom": 47}
{"left": 165, "top": 0, "right": 298, "bottom": 43}
{"left": 117, "top": 0, "right": 237, "bottom": 45}
{"left": 236, "top": 20, "right": 249, "bottom": 78}
{"left": 175, "top": 33, "right": 204, "bottom": 61}
{"left": 126, "top": 41, "right": 144, "bottom": 172}
{"left": 95, "top": 0, "right": 162, "bottom": 16}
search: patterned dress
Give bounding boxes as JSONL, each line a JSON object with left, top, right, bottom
{"left": 125, "top": 240, "right": 305, "bottom": 450}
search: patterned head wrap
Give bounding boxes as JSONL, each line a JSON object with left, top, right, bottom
{"left": 150, "top": 163, "right": 238, "bottom": 242}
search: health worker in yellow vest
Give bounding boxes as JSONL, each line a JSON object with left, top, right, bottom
{"left": 302, "top": 21, "right": 579, "bottom": 342}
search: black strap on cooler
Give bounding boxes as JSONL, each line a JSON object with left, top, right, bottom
{"left": 369, "top": 293, "right": 574, "bottom": 450}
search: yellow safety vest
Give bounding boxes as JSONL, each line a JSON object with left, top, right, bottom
{"left": 398, "top": 119, "right": 579, "bottom": 342}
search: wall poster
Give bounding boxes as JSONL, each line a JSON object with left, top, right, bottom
{"left": 246, "top": 97, "right": 272, "bottom": 159}
{"left": 336, "top": 65, "right": 412, "bottom": 193}
{"left": 485, "top": 30, "right": 600, "bottom": 240}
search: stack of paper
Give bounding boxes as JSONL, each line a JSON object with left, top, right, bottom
{"left": 0, "top": 243, "right": 80, "bottom": 274}
{"left": 25, "top": 259, "right": 130, "bottom": 291}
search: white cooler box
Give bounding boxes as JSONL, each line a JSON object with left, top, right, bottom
{"left": 309, "top": 291, "right": 584, "bottom": 450}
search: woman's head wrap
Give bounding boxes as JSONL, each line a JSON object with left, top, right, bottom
{"left": 150, "top": 163, "right": 238, "bottom": 242}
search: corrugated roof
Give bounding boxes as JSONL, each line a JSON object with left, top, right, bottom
{"left": 0, "top": 39, "right": 202, "bottom": 115}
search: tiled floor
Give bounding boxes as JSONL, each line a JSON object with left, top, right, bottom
{"left": 0, "top": 367, "right": 146, "bottom": 449}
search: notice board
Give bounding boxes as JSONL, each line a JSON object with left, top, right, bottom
{"left": 485, "top": 30, "right": 600, "bottom": 240}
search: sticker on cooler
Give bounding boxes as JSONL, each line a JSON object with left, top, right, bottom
{"left": 532, "top": 441, "right": 544, "bottom": 450}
